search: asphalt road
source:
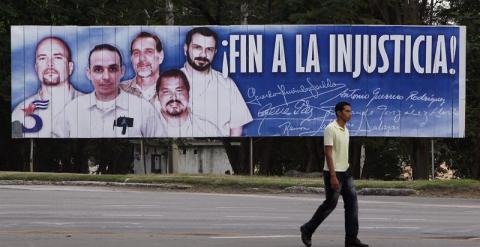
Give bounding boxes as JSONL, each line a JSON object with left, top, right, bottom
{"left": 0, "top": 185, "right": 479, "bottom": 247}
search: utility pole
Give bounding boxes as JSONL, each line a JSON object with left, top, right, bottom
{"left": 165, "top": 0, "right": 178, "bottom": 175}
{"left": 241, "top": 1, "right": 249, "bottom": 25}
{"left": 241, "top": 1, "right": 253, "bottom": 175}
{"left": 166, "top": 0, "right": 174, "bottom": 25}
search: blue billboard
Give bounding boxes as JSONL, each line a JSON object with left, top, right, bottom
{"left": 11, "top": 25, "right": 465, "bottom": 138}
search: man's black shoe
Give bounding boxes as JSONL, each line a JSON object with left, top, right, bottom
{"left": 300, "top": 225, "right": 312, "bottom": 247}
{"left": 345, "top": 238, "right": 369, "bottom": 247}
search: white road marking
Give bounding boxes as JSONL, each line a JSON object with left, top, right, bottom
{"left": 100, "top": 214, "right": 164, "bottom": 218}
{"left": 362, "top": 226, "right": 420, "bottom": 229}
{"left": 361, "top": 200, "right": 480, "bottom": 209}
{"left": 169, "top": 192, "right": 480, "bottom": 210}
{"left": 211, "top": 223, "right": 298, "bottom": 227}
{"left": 360, "top": 208, "right": 402, "bottom": 212}
{"left": 360, "top": 217, "right": 427, "bottom": 222}
{"left": 225, "top": 216, "right": 289, "bottom": 219}
{"left": 210, "top": 223, "right": 421, "bottom": 231}
{"left": 0, "top": 204, "right": 50, "bottom": 208}
{"left": 210, "top": 235, "right": 298, "bottom": 239}
{"left": 0, "top": 185, "right": 120, "bottom": 193}
{"left": 30, "top": 222, "right": 74, "bottom": 226}
{"left": 2, "top": 185, "right": 480, "bottom": 209}
{"left": 215, "top": 207, "right": 275, "bottom": 210}
{"left": 100, "top": 204, "right": 160, "bottom": 208}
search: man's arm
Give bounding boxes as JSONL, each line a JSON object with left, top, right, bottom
{"left": 228, "top": 78, "right": 253, "bottom": 135}
{"left": 144, "top": 103, "right": 164, "bottom": 137}
{"left": 325, "top": 145, "right": 340, "bottom": 192}
{"left": 51, "top": 111, "right": 68, "bottom": 138}
{"left": 230, "top": 126, "right": 243, "bottom": 136}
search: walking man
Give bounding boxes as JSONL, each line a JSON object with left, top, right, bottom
{"left": 300, "top": 102, "right": 368, "bottom": 247}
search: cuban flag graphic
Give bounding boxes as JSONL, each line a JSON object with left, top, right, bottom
{"left": 21, "top": 100, "right": 49, "bottom": 133}
{"left": 32, "top": 100, "right": 49, "bottom": 110}
{"left": 22, "top": 99, "right": 49, "bottom": 116}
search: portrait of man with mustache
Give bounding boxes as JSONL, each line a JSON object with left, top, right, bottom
{"left": 154, "top": 69, "right": 221, "bottom": 137}
{"left": 121, "top": 31, "right": 164, "bottom": 103}
{"left": 180, "top": 27, "right": 253, "bottom": 137}
{"left": 11, "top": 36, "right": 81, "bottom": 137}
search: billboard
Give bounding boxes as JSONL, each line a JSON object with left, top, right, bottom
{"left": 11, "top": 25, "right": 466, "bottom": 138}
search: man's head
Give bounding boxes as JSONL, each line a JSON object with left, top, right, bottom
{"left": 156, "top": 69, "right": 190, "bottom": 117}
{"left": 335, "top": 102, "right": 352, "bottom": 122}
{"left": 86, "top": 44, "right": 125, "bottom": 99}
{"left": 35, "top": 37, "right": 74, "bottom": 86}
{"left": 130, "top": 32, "right": 164, "bottom": 78}
{"left": 184, "top": 27, "right": 217, "bottom": 72}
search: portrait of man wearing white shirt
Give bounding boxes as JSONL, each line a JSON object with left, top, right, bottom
{"left": 120, "top": 31, "right": 164, "bottom": 103}
{"left": 12, "top": 36, "right": 80, "bottom": 138}
{"left": 154, "top": 69, "right": 221, "bottom": 137}
{"left": 181, "top": 27, "right": 253, "bottom": 136}
{"left": 53, "top": 44, "right": 163, "bottom": 138}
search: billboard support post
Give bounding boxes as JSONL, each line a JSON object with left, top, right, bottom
{"left": 431, "top": 139, "right": 435, "bottom": 180}
{"left": 250, "top": 137, "right": 253, "bottom": 176}
{"left": 141, "top": 139, "right": 146, "bottom": 175}
{"left": 29, "top": 139, "right": 34, "bottom": 172}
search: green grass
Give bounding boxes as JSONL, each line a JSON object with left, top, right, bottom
{"left": 1, "top": 171, "right": 479, "bottom": 197}
{"left": 0, "top": 172, "right": 128, "bottom": 183}
{"left": 0, "top": 171, "right": 324, "bottom": 188}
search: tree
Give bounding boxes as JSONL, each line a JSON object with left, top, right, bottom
{"left": 435, "top": 0, "right": 480, "bottom": 178}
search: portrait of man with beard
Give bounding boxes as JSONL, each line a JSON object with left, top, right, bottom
{"left": 154, "top": 69, "right": 220, "bottom": 137}
{"left": 11, "top": 36, "right": 81, "bottom": 138}
{"left": 180, "top": 27, "right": 253, "bottom": 137}
{"left": 121, "top": 31, "right": 164, "bottom": 103}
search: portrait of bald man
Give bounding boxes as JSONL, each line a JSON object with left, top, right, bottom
{"left": 12, "top": 36, "right": 80, "bottom": 138}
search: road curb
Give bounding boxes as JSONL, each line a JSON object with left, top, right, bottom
{"left": 0, "top": 180, "right": 418, "bottom": 195}
{"left": 283, "top": 186, "right": 325, "bottom": 194}
{"left": 358, "top": 188, "right": 418, "bottom": 196}
{"left": 0, "top": 180, "right": 192, "bottom": 190}
{"left": 282, "top": 185, "right": 419, "bottom": 196}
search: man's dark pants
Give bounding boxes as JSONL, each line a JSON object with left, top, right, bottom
{"left": 303, "top": 169, "right": 359, "bottom": 241}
